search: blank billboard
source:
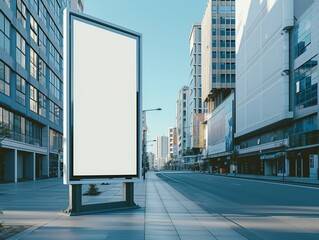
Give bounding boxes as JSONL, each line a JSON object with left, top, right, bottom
{"left": 63, "top": 10, "right": 141, "bottom": 183}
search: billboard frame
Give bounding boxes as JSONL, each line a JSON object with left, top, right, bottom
{"left": 63, "top": 9, "right": 142, "bottom": 185}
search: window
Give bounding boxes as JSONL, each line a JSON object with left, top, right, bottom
{"left": 212, "top": 18, "right": 217, "bottom": 24}
{"left": 212, "top": 28, "right": 217, "bottom": 36}
{"left": 38, "top": 28, "right": 46, "bottom": 52}
{"left": 30, "top": 85, "right": 38, "bottom": 113}
{"left": 294, "top": 56, "right": 318, "bottom": 110}
{"left": 220, "top": 40, "right": 226, "bottom": 47}
{"left": 3, "top": 0, "right": 10, "bottom": 8}
{"left": 39, "top": 92, "right": 46, "bottom": 117}
{"left": 49, "top": 69, "right": 60, "bottom": 100}
{"left": 212, "top": 40, "right": 217, "bottom": 47}
{"left": 30, "top": 0, "right": 38, "bottom": 11}
{"left": 0, "top": 61, "right": 10, "bottom": 96}
{"left": 212, "top": 62, "right": 217, "bottom": 69}
{"left": 212, "top": 5, "right": 217, "bottom": 13}
{"left": 212, "top": 51, "right": 217, "bottom": 58}
{"left": 39, "top": 0, "right": 47, "bottom": 24}
{"left": 49, "top": 100, "right": 60, "bottom": 125}
{"left": 0, "top": 12, "right": 10, "bottom": 54}
{"left": 30, "top": 48, "right": 38, "bottom": 79}
{"left": 16, "top": 0, "right": 26, "bottom": 28}
{"left": 16, "top": 75, "right": 26, "bottom": 105}
{"left": 16, "top": 33, "right": 26, "bottom": 68}
{"left": 220, "top": 62, "right": 226, "bottom": 69}
{"left": 30, "top": 16, "right": 38, "bottom": 43}
{"left": 39, "top": 58, "right": 46, "bottom": 85}
{"left": 212, "top": 74, "right": 217, "bottom": 83}
{"left": 220, "top": 28, "right": 226, "bottom": 36}
{"left": 294, "top": 15, "right": 311, "bottom": 58}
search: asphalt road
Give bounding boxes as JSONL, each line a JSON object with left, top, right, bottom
{"left": 157, "top": 172, "right": 319, "bottom": 240}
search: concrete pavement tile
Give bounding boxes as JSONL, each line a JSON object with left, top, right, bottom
{"left": 179, "top": 236, "right": 217, "bottom": 240}
{"left": 145, "top": 234, "right": 181, "bottom": 240}
{"left": 144, "top": 230, "right": 178, "bottom": 236}
{"left": 177, "top": 230, "right": 214, "bottom": 236}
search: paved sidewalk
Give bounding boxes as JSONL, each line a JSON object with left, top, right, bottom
{"left": 0, "top": 173, "right": 246, "bottom": 240}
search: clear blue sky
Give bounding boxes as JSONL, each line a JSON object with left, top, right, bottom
{"left": 85, "top": 0, "right": 208, "bottom": 150}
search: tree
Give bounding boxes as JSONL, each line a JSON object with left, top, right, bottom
{"left": 0, "top": 122, "right": 10, "bottom": 143}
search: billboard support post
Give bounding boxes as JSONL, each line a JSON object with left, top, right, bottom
{"left": 64, "top": 183, "right": 137, "bottom": 216}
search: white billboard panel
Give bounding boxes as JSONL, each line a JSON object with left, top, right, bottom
{"left": 63, "top": 10, "right": 142, "bottom": 184}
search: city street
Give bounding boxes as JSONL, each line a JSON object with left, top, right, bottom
{"left": 157, "top": 172, "right": 319, "bottom": 240}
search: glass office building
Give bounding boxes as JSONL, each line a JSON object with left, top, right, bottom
{"left": 0, "top": 0, "right": 82, "bottom": 182}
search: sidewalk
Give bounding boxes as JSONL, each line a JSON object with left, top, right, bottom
{"left": 0, "top": 172, "right": 246, "bottom": 240}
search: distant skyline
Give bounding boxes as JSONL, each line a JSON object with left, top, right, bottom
{"left": 85, "top": 0, "right": 208, "bottom": 151}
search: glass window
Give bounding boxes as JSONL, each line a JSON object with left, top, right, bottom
{"left": 30, "top": 0, "right": 38, "bottom": 12}
{"left": 212, "top": 51, "right": 217, "bottom": 58}
{"left": 16, "top": 0, "right": 26, "bottom": 28}
{"left": 0, "top": 61, "right": 10, "bottom": 96}
{"left": 30, "top": 48, "right": 38, "bottom": 79}
{"left": 39, "top": 58, "right": 46, "bottom": 85}
{"left": 30, "top": 85, "right": 38, "bottom": 113}
{"left": 49, "top": 41, "right": 54, "bottom": 64}
{"left": 16, "top": 75, "right": 26, "bottom": 105}
{"left": 39, "top": 0, "right": 47, "bottom": 25}
{"left": 212, "top": 28, "right": 217, "bottom": 36}
{"left": 16, "top": 33, "right": 26, "bottom": 68}
{"left": 294, "top": 15, "right": 311, "bottom": 58}
{"left": 39, "top": 92, "right": 46, "bottom": 117}
{"left": 38, "top": 28, "right": 46, "bottom": 53}
{"left": 49, "top": 100, "right": 60, "bottom": 125}
{"left": 0, "top": 12, "right": 10, "bottom": 54}
{"left": 212, "top": 74, "right": 217, "bottom": 83}
{"left": 49, "top": 69, "right": 60, "bottom": 100}
{"left": 294, "top": 56, "right": 318, "bottom": 110}
{"left": 212, "top": 40, "right": 217, "bottom": 47}
{"left": 30, "top": 15, "right": 38, "bottom": 43}
{"left": 212, "top": 5, "right": 217, "bottom": 14}
{"left": 212, "top": 62, "right": 217, "bottom": 69}
{"left": 3, "top": 0, "right": 10, "bottom": 8}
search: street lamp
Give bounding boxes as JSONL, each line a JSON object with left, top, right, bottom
{"left": 142, "top": 108, "right": 162, "bottom": 180}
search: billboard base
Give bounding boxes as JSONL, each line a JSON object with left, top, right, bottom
{"left": 61, "top": 182, "right": 138, "bottom": 216}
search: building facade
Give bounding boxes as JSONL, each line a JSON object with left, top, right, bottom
{"left": 189, "top": 24, "right": 205, "bottom": 152}
{"left": 201, "top": 0, "right": 236, "bottom": 171}
{"left": 201, "top": 0, "right": 236, "bottom": 113}
{"left": 167, "top": 127, "right": 177, "bottom": 161}
{"left": 0, "top": 0, "right": 82, "bottom": 183}
{"left": 155, "top": 136, "right": 168, "bottom": 170}
{"left": 236, "top": 0, "right": 318, "bottom": 179}
{"left": 176, "top": 86, "right": 189, "bottom": 162}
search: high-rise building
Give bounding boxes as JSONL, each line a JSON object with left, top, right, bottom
{"left": 200, "top": 0, "right": 236, "bottom": 172}
{"left": 189, "top": 24, "right": 205, "bottom": 151}
{"left": 176, "top": 86, "right": 189, "bottom": 160}
{"left": 201, "top": 0, "right": 236, "bottom": 113}
{"left": 0, "top": 0, "right": 83, "bottom": 183}
{"left": 155, "top": 136, "right": 168, "bottom": 170}
{"left": 236, "top": 0, "right": 318, "bottom": 179}
{"left": 167, "top": 127, "right": 177, "bottom": 160}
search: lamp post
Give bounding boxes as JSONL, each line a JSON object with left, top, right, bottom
{"left": 142, "top": 108, "right": 162, "bottom": 179}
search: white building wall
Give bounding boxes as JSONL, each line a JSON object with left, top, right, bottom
{"left": 236, "top": 0, "right": 294, "bottom": 137}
